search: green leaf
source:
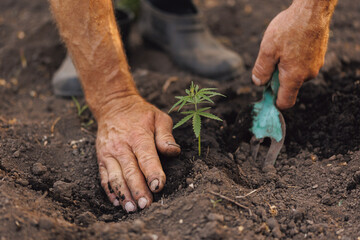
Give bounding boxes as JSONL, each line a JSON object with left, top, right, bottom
{"left": 198, "top": 94, "right": 214, "bottom": 104}
{"left": 198, "top": 112, "right": 223, "bottom": 121}
{"left": 198, "top": 87, "right": 218, "bottom": 92}
{"left": 169, "top": 98, "right": 185, "bottom": 113}
{"left": 192, "top": 113, "right": 201, "bottom": 138}
{"left": 202, "top": 91, "right": 226, "bottom": 97}
{"left": 198, "top": 107, "right": 211, "bottom": 112}
{"left": 181, "top": 110, "right": 195, "bottom": 115}
{"left": 185, "top": 89, "right": 190, "bottom": 95}
{"left": 79, "top": 105, "right": 88, "bottom": 116}
{"left": 173, "top": 114, "right": 193, "bottom": 129}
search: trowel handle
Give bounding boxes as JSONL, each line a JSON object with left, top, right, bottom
{"left": 270, "top": 67, "right": 280, "bottom": 97}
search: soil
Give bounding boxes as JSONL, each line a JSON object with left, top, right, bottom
{"left": 1, "top": 0, "right": 360, "bottom": 239}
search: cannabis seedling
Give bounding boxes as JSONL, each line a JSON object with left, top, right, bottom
{"left": 169, "top": 82, "right": 225, "bottom": 156}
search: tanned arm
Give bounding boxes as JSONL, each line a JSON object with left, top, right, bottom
{"left": 49, "top": 0, "right": 180, "bottom": 213}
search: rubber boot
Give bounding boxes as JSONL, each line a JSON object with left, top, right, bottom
{"left": 139, "top": 0, "right": 245, "bottom": 81}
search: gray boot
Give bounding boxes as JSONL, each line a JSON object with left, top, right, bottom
{"left": 139, "top": 0, "right": 245, "bottom": 81}
{"left": 52, "top": 54, "right": 83, "bottom": 97}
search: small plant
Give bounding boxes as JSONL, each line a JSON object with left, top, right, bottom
{"left": 72, "top": 96, "right": 88, "bottom": 117}
{"left": 169, "top": 82, "right": 225, "bottom": 156}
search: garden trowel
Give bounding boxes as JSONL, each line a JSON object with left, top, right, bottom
{"left": 250, "top": 68, "right": 286, "bottom": 172}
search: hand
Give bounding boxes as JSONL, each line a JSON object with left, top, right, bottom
{"left": 96, "top": 95, "right": 180, "bottom": 212}
{"left": 252, "top": 0, "right": 335, "bottom": 109}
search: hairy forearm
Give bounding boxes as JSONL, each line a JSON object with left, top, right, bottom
{"left": 49, "top": 0, "right": 138, "bottom": 119}
{"left": 293, "top": 0, "right": 338, "bottom": 19}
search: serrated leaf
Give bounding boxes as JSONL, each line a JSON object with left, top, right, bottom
{"left": 181, "top": 110, "right": 195, "bottom": 114}
{"left": 173, "top": 114, "right": 193, "bottom": 129}
{"left": 169, "top": 98, "right": 186, "bottom": 113}
{"left": 198, "top": 107, "right": 211, "bottom": 112}
{"left": 192, "top": 113, "right": 201, "bottom": 138}
{"left": 201, "top": 91, "right": 226, "bottom": 97}
{"left": 198, "top": 94, "right": 214, "bottom": 104}
{"left": 198, "top": 88, "right": 218, "bottom": 92}
{"left": 198, "top": 112, "right": 223, "bottom": 121}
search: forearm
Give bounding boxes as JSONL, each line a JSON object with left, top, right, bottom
{"left": 293, "top": 0, "right": 338, "bottom": 20}
{"left": 49, "top": 0, "right": 138, "bottom": 119}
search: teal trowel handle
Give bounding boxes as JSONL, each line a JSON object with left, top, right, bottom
{"left": 265, "top": 68, "right": 280, "bottom": 103}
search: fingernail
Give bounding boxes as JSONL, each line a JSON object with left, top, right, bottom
{"left": 138, "top": 197, "right": 148, "bottom": 209}
{"left": 113, "top": 199, "right": 120, "bottom": 207}
{"left": 124, "top": 202, "right": 136, "bottom": 213}
{"left": 252, "top": 74, "right": 262, "bottom": 86}
{"left": 150, "top": 179, "right": 159, "bottom": 192}
{"left": 166, "top": 142, "right": 181, "bottom": 148}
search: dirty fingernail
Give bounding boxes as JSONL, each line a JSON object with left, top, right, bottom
{"left": 124, "top": 202, "right": 136, "bottom": 213}
{"left": 150, "top": 179, "right": 159, "bottom": 192}
{"left": 167, "top": 142, "right": 181, "bottom": 148}
{"left": 138, "top": 197, "right": 148, "bottom": 209}
{"left": 113, "top": 199, "right": 120, "bottom": 207}
{"left": 252, "top": 74, "right": 262, "bottom": 86}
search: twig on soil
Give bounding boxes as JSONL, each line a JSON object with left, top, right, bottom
{"left": 205, "top": 146, "right": 210, "bottom": 159}
{"left": 35, "top": 191, "right": 48, "bottom": 204}
{"left": 81, "top": 127, "right": 96, "bottom": 137}
{"left": 236, "top": 189, "right": 258, "bottom": 199}
{"left": 50, "top": 117, "right": 61, "bottom": 134}
{"left": 162, "top": 76, "right": 178, "bottom": 93}
{"left": 209, "top": 190, "right": 252, "bottom": 216}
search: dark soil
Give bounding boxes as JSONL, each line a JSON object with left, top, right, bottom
{"left": 1, "top": 0, "right": 360, "bottom": 239}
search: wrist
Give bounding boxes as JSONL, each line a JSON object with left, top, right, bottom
{"left": 91, "top": 93, "right": 145, "bottom": 122}
{"left": 83, "top": 73, "right": 142, "bottom": 120}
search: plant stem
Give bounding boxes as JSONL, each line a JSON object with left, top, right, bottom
{"left": 198, "top": 135, "right": 201, "bottom": 156}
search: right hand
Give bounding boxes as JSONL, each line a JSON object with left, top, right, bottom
{"left": 96, "top": 95, "right": 181, "bottom": 212}
{"left": 252, "top": 0, "right": 335, "bottom": 109}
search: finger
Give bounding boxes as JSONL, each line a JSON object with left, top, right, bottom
{"left": 276, "top": 68, "right": 303, "bottom": 109}
{"left": 101, "top": 155, "right": 137, "bottom": 213}
{"left": 99, "top": 163, "right": 118, "bottom": 206}
{"left": 132, "top": 134, "right": 166, "bottom": 193}
{"left": 155, "top": 112, "right": 181, "bottom": 157}
{"left": 252, "top": 40, "right": 278, "bottom": 86}
{"left": 114, "top": 146, "right": 153, "bottom": 209}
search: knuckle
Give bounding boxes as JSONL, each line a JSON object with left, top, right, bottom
{"left": 122, "top": 165, "right": 138, "bottom": 181}
{"left": 139, "top": 153, "right": 156, "bottom": 168}
{"left": 108, "top": 172, "right": 122, "bottom": 183}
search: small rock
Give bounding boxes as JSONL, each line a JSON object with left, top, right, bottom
{"left": 266, "top": 218, "right": 279, "bottom": 230}
{"left": 32, "top": 163, "right": 47, "bottom": 175}
{"left": 38, "top": 217, "right": 54, "bottom": 230}
{"left": 292, "top": 208, "right": 305, "bottom": 222}
{"left": 15, "top": 178, "right": 29, "bottom": 186}
{"left": 321, "top": 194, "right": 334, "bottom": 206}
{"left": 330, "top": 167, "right": 342, "bottom": 175}
{"left": 130, "top": 219, "right": 145, "bottom": 233}
{"left": 207, "top": 213, "right": 224, "bottom": 222}
{"left": 13, "top": 150, "right": 20, "bottom": 158}
{"left": 52, "top": 180, "right": 73, "bottom": 198}
{"left": 75, "top": 211, "right": 97, "bottom": 226}
{"left": 140, "top": 233, "right": 159, "bottom": 240}
{"left": 185, "top": 178, "right": 193, "bottom": 185}
{"left": 99, "top": 214, "right": 113, "bottom": 222}
{"left": 255, "top": 206, "right": 267, "bottom": 220}
{"left": 272, "top": 227, "right": 282, "bottom": 238}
